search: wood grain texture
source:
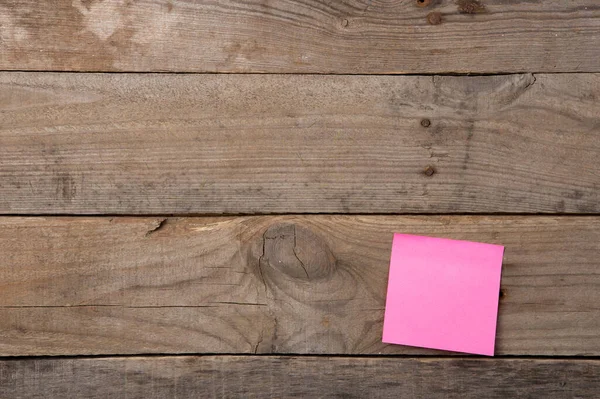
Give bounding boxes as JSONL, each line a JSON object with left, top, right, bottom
{"left": 2, "top": 73, "right": 599, "bottom": 214}
{"left": 1, "top": 356, "right": 598, "bottom": 398}
{"left": 0, "top": 0, "right": 599, "bottom": 73}
{"left": 0, "top": 216, "right": 598, "bottom": 356}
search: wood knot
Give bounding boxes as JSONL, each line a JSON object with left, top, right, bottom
{"left": 457, "top": 0, "right": 486, "bottom": 14}
{"left": 427, "top": 12, "right": 443, "bottom": 25}
{"left": 259, "top": 223, "right": 337, "bottom": 281}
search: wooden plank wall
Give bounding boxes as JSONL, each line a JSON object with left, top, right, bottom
{"left": 1, "top": 216, "right": 599, "bottom": 356}
{"left": 1, "top": 357, "right": 599, "bottom": 398}
{"left": 1, "top": 0, "right": 599, "bottom": 73}
{"left": 2, "top": 73, "right": 598, "bottom": 214}
{"left": 1, "top": 0, "right": 599, "bottom": 397}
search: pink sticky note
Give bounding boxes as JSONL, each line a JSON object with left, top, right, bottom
{"left": 383, "top": 234, "right": 504, "bottom": 356}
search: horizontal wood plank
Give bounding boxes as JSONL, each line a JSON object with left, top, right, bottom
{"left": 0, "top": 216, "right": 599, "bottom": 356}
{"left": 1, "top": 73, "right": 599, "bottom": 214}
{"left": 0, "top": 356, "right": 598, "bottom": 398}
{"left": 0, "top": 1, "right": 599, "bottom": 73}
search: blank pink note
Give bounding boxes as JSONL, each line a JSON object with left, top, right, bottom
{"left": 382, "top": 234, "right": 504, "bottom": 356}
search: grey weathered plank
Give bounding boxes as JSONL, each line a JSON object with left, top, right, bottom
{"left": 0, "top": 0, "right": 599, "bottom": 73}
{"left": 0, "top": 356, "right": 598, "bottom": 398}
{"left": 1, "top": 73, "right": 599, "bottom": 214}
{"left": 0, "top": 216, "right": 598, "bottom": 356}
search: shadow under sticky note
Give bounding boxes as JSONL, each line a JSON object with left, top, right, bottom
{"left": 382, "top": 233, "right": 504, "bottom": 356}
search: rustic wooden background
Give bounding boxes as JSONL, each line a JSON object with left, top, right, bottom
{"left": 1, "top": 0, "right": 599, "bottom": 397}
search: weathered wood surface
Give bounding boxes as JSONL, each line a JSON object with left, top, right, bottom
{"left": 0, "top": 0, "right": 599, "bottom": 73}
{"left": 0, "top": 356, "right": 598, "bottom": 398}
{"left": 2, "top": 73, "right": 599, "bottom": 214}
{"left": 1, "top": 216, "right": 598, "bottom": 356}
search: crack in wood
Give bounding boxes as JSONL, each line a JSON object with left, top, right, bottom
{"left": 292, "top": 225, "right": 310, "bottom": 279}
